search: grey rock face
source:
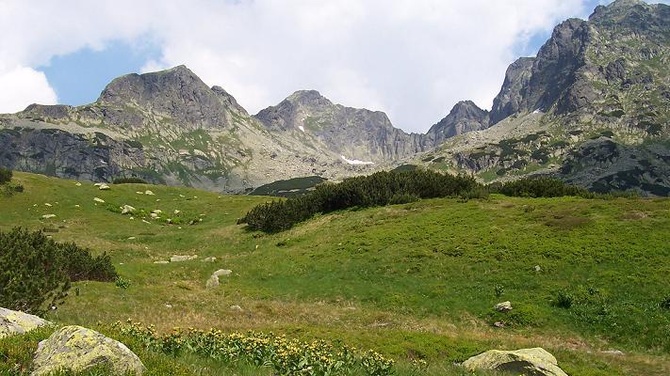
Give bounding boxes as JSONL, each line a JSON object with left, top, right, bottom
{"left": 0, "top": 307, "right": 51, "bottom": 338}
{"left": 489, "top": 57, "right": 535, "bottom": 125}
{"left": 426, "top": 101, "right": 490, "bottom": 144}
{"left": 255, "top": 90, "right": 426, "bottom": 163}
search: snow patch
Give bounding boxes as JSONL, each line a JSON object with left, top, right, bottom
{"left": 298, "top": 125, "right": 305, "bottom": 133}
{"left": 341, "top": 155, "right": 374, "bottom": 165}
{"left": 532, "top": 108, "right": 543, "bottom": 114}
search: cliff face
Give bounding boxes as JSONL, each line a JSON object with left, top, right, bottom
{"left": 416, "top": 0, "right": 670, "bottom": 195}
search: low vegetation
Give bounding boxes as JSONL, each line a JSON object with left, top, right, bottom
{"left": 0, "top": 227, "right": 118, "bottom": 315}
{"left": 1, "top": 171, "right": 669, "bottom": 375}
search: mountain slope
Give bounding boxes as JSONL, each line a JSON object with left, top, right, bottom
{"left": 417, "top": 0, "right": 670, "bottom": 195}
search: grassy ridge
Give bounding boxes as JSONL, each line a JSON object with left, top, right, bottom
{"left": 1, "top": 172, "right": 670, "bottom": 375}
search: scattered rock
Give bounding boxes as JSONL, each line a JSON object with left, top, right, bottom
{"left": 44, "top": 203, "right": 52, "bottom": 207}
{"left": 141, "top": 220, "right": 150, "bottom": 224}
{"left": 462, "top": 348, "right": 568, "bottom": 376}
{"left": 153, "top": 261, "right": 169, "bottom": 264}
{"left": 0, "top": 307, "right": 51, "bottom": 338}
{"left": 230, "top": 305, "right": 243, "bottom": 312}
{"left": 600, "top": 349, "right": 624, "bottom": 356}
{"left": 93, "top": 197, "right": 105, "bottom": 203}
{"left": 493, "top": 321, "right": 506, "bottom": 328}
{"left": 74, "top": 204, "right": 80, "bottom": 208}
{"left": 41, "top": 214, "right": 56, "bottom": 219}
{"left": 121, "top": 205, "right": 136, "bottom": 214}
{"left": 94, "top": 183, "right": 102, "bottom": 187}
{"left": 164, "top": 304, "right": 173, "bottom": 309}
{"left": 205, "top": 275, "right": 220, "bottom": 288}
{"left": 75, "top": 182, "right": 82, "bottom": 186}
{"left": 494, "top": 301, "right": 513, "bottom": 312}
{"left": 173, "top": 209, "right": 181, "bottom": 215}
{"left": 31, "top": 325, "right": 146, "bottom": 376}
{"left": 144, "top": 190, "right": 155, "bottom": 196}
{"left": 205, "top": 269, "right": 232, "bottom": 288}
{"left": 98, "top": 183, "right": 111, "bottom": 190}
{"left": 151, "top": 209, "right": 162, "bottom": 214}
{"left": 170, "top": 255, "right": 198, "bottom": 262}
{"left": 127, "top": 237, "right": 136, "bottom": 240}
{"left": 202, "top": 256, "right": 217, "bottom": 262}
{"left": 150, "top": 213, "right": 159, "bottom": 219}
{"left": 534, "top": 265, "right": 542, "bottom": 272}
{"left": 136, "top": 191, "right": 144, "bottom": 195}
{"left": 213, "top": 269, "right": 232, "bottom": 277}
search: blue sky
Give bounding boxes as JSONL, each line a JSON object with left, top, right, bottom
{"left": 1, "top": 0, "right": 668, "bottom": 133}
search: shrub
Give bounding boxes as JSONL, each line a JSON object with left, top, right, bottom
{"left": 112, "top": 177, "right": 148, "bottom": 184}
{"left": 0, "top": 227, "right": 118, "bottom": 314}
{"left": 553, "top": 290, "right": 575, "bottom": 309}
{"left": 240, "top": 169, "right": 483, "bottom": 233}
{"left": 661, "top": 295, "right": 670, "bottom": 310}
{"left": 491, "top": 176, "right": 590, "bottom": 198}
{"left": 0, "top": 167, "right": 12, "bottom": 184}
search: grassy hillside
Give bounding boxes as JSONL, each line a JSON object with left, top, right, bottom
{"left": 1, "top": 172, "right": 670, "bottom": 375}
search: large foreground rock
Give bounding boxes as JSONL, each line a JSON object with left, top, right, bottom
{"left": 462, "top": 347, "right": 568, "bottom": 376}
{"left": 31, "top": 325, "right": 146, "bottom": 376}
{"left": 0, "top": 307, "right": 51, "bottom": 338}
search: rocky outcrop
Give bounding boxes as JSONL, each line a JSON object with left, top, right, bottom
{"left": 96, "top": 65, "right": 248, "bottom": 131}
{"left": 0, "top": 307, "right": 51, "bottom": 338}
{"left": 489, "top": 57, "right": 535, "bottom": 124}
{"left": 255, "top": 90, "right": 425, "bottom": 163}
{"left": 31, "top": 325, "right": 146, "bottom": 376}
{"left": 462, "top": 348, "right": 568, "bottom": 376}
{"left": 425, "top": 101, "right": 489, "bottom": 144}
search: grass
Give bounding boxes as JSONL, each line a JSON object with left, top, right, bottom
{"left": 1, "top": 172, "right": 670, "bottom": 375}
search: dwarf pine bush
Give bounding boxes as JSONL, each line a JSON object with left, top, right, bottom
{"left": 0, "top": 227, "right": 118, "bottom": 314}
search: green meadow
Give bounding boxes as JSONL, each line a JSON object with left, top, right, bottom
{"left": 1, "top": 172, "right": 670, "bottom": 375}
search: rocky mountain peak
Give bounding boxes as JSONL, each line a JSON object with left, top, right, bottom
{"left": 286, "top": 90, "right": 334, "bottom": 108}
{"left": 426, "top": 100, "right": 489, "bottom": 144}
{"left": 489, "top": 57, "right": 535, "bottom": 125}
{"left": 96, "top": 65, "right": 247, "bottom": 129}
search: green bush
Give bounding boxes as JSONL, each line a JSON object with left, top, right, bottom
{"left": 112, "top": 177, "right": 149, "bottom": 184}
{"left": 0, "top": 167, "right": 12, "bottom": 184}
{"left": 0, "top": 227, "right": 118, "bottom": 314}
{"left": 240, "top": 169, "right": 482, "bottom": 233}
{"left": 491, "top": 176, "right": 590, "bottom": 198}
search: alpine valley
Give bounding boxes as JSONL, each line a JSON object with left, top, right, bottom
{"left": 1, "top": 0, "right": 669, "bottom": 195}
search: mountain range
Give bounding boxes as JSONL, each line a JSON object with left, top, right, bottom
{"left": 1, "top": 0, "right": 669, "bottom": 195}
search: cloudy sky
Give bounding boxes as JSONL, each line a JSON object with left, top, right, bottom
{"left": 1, "top": 0, "right": 668, "bottom": 133}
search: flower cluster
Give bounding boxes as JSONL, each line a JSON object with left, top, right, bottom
{"left": 114, "top": 321, "right": 396, "bottom": 375}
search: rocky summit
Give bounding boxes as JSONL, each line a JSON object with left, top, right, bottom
{"left": 1, "top": 0, "right": 669, "bottom": 195}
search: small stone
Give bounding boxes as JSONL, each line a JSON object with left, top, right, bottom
{"left": 42, "top": 214, "right": 56, "bottom": 219}
{"left": 75, "top": 182, "right": 82, "bottom": 186}
{"left": 170, "top": 255, "right": 198, "bottom": 262}
{"left": 230, "top": 305, "right": 243, "bottom": 312}
{"left": 494, "top": 301, "right": 513, "bottom": 312}
{"left": 493, "top": 321, "right": 506, "bottom": 328}
{"left": 600, "top": 349, "right": 624, "bottom": 356}
{"left": 136, "top": 191, "right": 144, "bottom": 195}
{"left": 93, "top": 197, "right": 105, "bottom": 203}
{"left": 74, "top": 205, "right": 80, "bottom": 208}
{"left": 44, "top": 203, "right": 52, "bottom": 207}
{"left": 127, "top": 237, "right": 136, "bottom": 240}
{"left": 164, "top": 304, "right": 173, "bottom": 309}
{"left": 151, "top": 209, "right": 162, "bottom": 214}
{"left": 98, "top": 183, "right": 111, "bottom": 190}
{"left": 174, "top": 209, "right": 181, "bottom": 215}
{"left": 534, "top": 265, "right": 542, "bottom": 272}
{"left": 213, "top": 269, "right": 232, "bottom": 277}
{"left": 144, "top": 190, "right": 155, "bottom": 196}
{"left": 202, "top": 256, "right": 217, "bottom": 262}
{"left": 205, "top": 275, "right": 220, "bottom": 288}
{"left": 153, "top": 261, "right": 169, "bottom": 264}
{"left": 142, "top": 220, "right": 151, "bottom": 224}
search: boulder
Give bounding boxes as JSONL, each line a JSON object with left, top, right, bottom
{"left": 170, "top": 255, "right": 197, "bottom": 262}
{"left": 462, "top": 348, "right": 568, "bottom": 376}
{"left": 495, "top": 301, "right": 513, "bottom": 312}
{"left": 205, "top": 269, "right": 232, "bottom": 288}
{"left": 31, "top": 325, "right": 146, "bottom": 376}
{"left": 0, "top": 307, "right": 51, "bottom": 338}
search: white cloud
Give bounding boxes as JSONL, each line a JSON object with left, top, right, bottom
{"left": 0, "top": 66, "right": 57, "bottom": 113}
{"left": 4, "top": 0, "right": 662, "bottom": 131}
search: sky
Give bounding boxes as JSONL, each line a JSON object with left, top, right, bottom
{"left": 1, "top": 0, "right": 668, "bottom": 133}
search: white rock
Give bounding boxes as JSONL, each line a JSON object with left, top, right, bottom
{"left": 93, "top": 197, "right": 105, "bottom": 203}
{"left": 213, "top": 269, "right": 232, "bottom": 277}
{"left": 136, "top": 191, "right": 144, "bottom": 195}
{"left": 462, "top": 348, "right": 568, "bottom": 376}
{"left": 151, "top": 209, "right": 162, "bottom": 214}
{"left": 202, "top": 256, "right": 217, "bottom": 262}
{"left": 98, "top": 184, "right": 111, "bottom": 190}
{"left": 173, "top": 210, "right": 181, "bottom": 215}
{"left": 170, "top": 255, "right": 198, "bottom": 262}
{"left": 494, "top": 301, "right": 513, "bottom": 312}
{"left": 153, "top": 261, "right": 169, "bottom": 264}
{"left": 42, "top": 214, "right": 56, "bottom": 219}
{"left": 121, "top": 205, "right": 136, "bottom": 215}
{"left": 230, "top": 305, "right": 243, "bottom": 312}
{"left": 44, "top": 203, "right": 52, "bottom": 207}
{"left": 144, "top": 190, "right": 155, "bottom": 196}
{"left": 75, "top": 182, "right": 82, "bottom": 186}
